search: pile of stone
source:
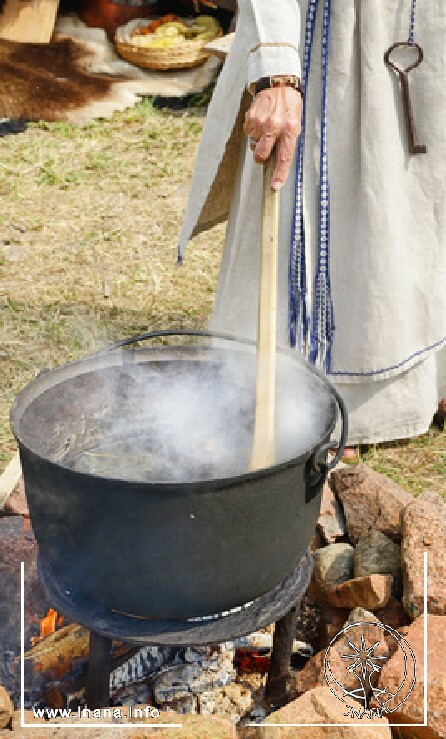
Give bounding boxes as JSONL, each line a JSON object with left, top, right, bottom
{"left": 278, "top": 465, "right": 446, "bottom": 739}
{"left": 0, "top": 463, "right": 445, "bottom": 738}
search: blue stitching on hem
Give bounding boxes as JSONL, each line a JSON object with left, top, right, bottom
{"left": 329, "top": 335, "right": 446, "bottom": 377}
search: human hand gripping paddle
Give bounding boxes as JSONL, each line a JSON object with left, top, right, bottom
{"left": 245, "top": 83, "right": 302, "bottom": 470}
{"left": 244, "top": 83, "right": 302, "bottom": 191}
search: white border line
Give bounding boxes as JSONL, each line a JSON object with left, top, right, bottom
{"left": 20, "top": 554, "right": 429, "bottom": 730}
{"left": 20, "top": 561, "right": 25, "bottom": 729}
{"left": 423, "top": 550, "right": 428, "bottom": 726}
{"left": 20, "top": 562, "right": 182, "bottom": 729}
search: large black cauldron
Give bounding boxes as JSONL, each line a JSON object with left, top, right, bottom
{"left": 10, "top": 331, "right": 347, "bottom": 620}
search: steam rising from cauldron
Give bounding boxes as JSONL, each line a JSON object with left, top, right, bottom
{"left": 61, "top": 349, "right": 333, "bottom": 483}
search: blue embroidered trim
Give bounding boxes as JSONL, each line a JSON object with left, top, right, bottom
{"left": 329, "top": 335, "right": 446, "bottom": 378}
{"left": 289, "top": 0, "right": 334, "bottom": 372}
{"left": 309, "top": 0, "right": 334, "bottom": 371}
{"left": 288, "top": 0, "right": 317, "bottom": 351}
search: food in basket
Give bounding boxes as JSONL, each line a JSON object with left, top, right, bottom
{"left": 130, "top": 13, "right": 221, "bottom": 48}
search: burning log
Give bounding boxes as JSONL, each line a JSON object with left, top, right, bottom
{"left": 5, "top": 623, "right": 91, "bottom": 707}
{"left": 22, "top": 623, "right": 90, "bottom": 682}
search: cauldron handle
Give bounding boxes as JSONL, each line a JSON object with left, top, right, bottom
{"left": 98, "top": 329, "right": 258, "bottom": 352}
{"left": 310, "top": 386, "right": 349, "bottom": 474}
{"left": 99, "top": 329, "right": 349, "bottom": 470}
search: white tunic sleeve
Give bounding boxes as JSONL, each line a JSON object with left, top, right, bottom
{"left": 239, "top": 0, "right": 302, "bottom": 85}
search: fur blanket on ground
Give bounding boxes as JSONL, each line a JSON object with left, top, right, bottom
{"left": 0, "top": 15, "right": 219, "bottom": 124}
{"left": 0, "top": 37, "right": 123, "bottom": 123}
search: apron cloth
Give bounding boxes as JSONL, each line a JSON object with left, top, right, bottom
{"left": 182, "top": 1, "right": 446, "bottom": 444}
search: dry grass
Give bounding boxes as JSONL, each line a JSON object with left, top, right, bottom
{"left": 361, "top": 428, "right": 445, "bottom": 497}
{"left": 0, "top": 100, "right": 225, "bottom": 468}
{"left": 0, "top": 99, "right": 444, "bottom": 496}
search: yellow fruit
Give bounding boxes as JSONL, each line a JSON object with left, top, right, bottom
{"left": 155, "top": 26, "right": 179, "bottom": 37}
{"left": 190, "top": 24, "right": 207, "bottom": 34}
{"left": 195, "top": 29, "right": 218, "bottom": 41}
{"left": 195, "top": 14, "right": 219, "bottom": 28}
{"left": 162, "top": 21, "right": 188, "bottom": 32}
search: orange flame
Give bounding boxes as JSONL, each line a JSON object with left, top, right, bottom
{"left": 31, "top": 609, "right": 64, "bottom": 646}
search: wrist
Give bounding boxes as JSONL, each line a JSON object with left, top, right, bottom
{"left": 248, "top": 75, "right": 303, "bottom": 98}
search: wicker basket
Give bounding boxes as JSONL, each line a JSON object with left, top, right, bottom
{"left": 115, "top": 18, "right": 221, "bottom": 70}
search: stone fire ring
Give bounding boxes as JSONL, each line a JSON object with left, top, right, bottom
{"left": 38, "top": 551, "right": 313, "bottom": 646}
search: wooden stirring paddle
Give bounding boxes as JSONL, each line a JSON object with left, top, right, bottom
{"left": 249, "top": 152, "right": 280, "bottom": 471}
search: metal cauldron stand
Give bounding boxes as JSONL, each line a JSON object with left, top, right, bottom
{"left": 38, "top": 550, "right": 313, "bottom": 708}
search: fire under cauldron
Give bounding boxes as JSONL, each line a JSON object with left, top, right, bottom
{"left": 10, "top": 331, "right": 347, "bottom": 621}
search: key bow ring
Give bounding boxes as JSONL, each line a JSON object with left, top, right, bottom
{"left": 384, "top": 41, "right": 424, "bottom": 75}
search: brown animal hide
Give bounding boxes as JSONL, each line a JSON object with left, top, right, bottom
{"left": 0, "top": 37, "right": 118, "bottom": 121}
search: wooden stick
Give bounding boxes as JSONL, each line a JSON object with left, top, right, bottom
{"left": 0, "top": 0, "right": 60, "bottom": 43}
{"left": 249, "top": 153, "right": 279, "bottom": 471}
{"left": 0, "top": 450, "right": 21, "bottom": 510}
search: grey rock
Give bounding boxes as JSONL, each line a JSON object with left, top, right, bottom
{"left": 310, "top": 543, "right": 354, "bottom": 601}
{"left": 354, "top": 530, "right": 402, "bottom": 596}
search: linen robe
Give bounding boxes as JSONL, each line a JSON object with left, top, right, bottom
{"left": 179, "top": 0, "right": 446, "bottom": 444}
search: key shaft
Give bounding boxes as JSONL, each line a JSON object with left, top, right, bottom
{"left": 399, "top": 70, "right": 427, "bottom": 155}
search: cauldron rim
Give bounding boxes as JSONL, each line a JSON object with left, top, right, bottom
{"left": 10, "top": 333, "right": 339, "bottom": 486}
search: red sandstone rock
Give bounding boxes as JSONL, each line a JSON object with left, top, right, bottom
{"left": 248, "top": 687, "right": 391, "bottom": 737}
{"left": 328, "top": 574, "right": 393, "bottom": 610}
{"left": 330, "top": 465, "right": 412, "bottom": 543}
{"left": 317, "top": 482, "right": 346, "bottom": 544}
{"left": 373, "top": 597, "right": 410, "bottom": 631}
{"left": 374, "top": 615, "right": 446, "bottom": 738}
{"left": 401, "top": 491, "right": 446, "bottom": 618}
{"left": 0, "top": 687, "right": 13, "bottom": 730}
{"left": 3, "top": 477, "right": 29, "bottom": 518}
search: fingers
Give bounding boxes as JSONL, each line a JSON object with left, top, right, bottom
{"left": 244, "top": 86, "right": 302, "bottom": 188}
{"left": 244, "top": 89, "right": 275, "bottom": 138}
{"left": 272, "top": 125, "right": 300, "bottom": 190}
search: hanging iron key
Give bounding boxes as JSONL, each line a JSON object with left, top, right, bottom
{"left": 384, "top": 42, "right": 427, "bottom": 155}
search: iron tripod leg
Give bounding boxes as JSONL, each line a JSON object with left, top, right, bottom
{"left": 85, "top": 632, "right": 113, "bottom": 709}
{"left": 84, "top": 605, "right": 301, "bottom": 709}
{"left": 264, "top": 602, "right": 299, "bottom": 704}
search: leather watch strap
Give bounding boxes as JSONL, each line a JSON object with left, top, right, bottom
{"left": 254, "top": 75, "right": 303, "bottom": 97}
